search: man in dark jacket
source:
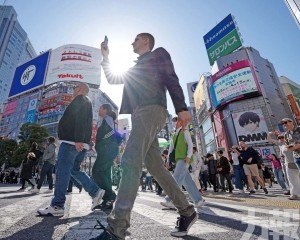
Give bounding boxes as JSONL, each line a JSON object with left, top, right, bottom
{"left": 37, "top": 83, "right": 105, "bottom": 217}
{"left": 205, "top": 153, "right": 219, "bottom": 192}
{"left": 96, "top": 33, "right": 196, "bottom": 239}
{"left": 217, "top": 150, "right": 234, "bottom": 193}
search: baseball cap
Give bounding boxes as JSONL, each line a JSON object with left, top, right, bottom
{"left": 280, "top": 118, "right": 293, "bottom": 123}
{"left": 205, "top": 153, "right": 213, "bottom": 158}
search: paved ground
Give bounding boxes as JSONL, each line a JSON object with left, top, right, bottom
{"left": 0, "top": 183, "right": 299, "bottom": 240}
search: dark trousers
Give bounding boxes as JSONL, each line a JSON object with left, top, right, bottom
{"left": 146, "top": 176, "right": 153, "bottom": 190}
{"left": 209, "top": 173, "right": 218, "bottom": 191}
{"left": 200, "top": 170, "right": 208, "bottom": 190}
{"left": 21, "top": 179, "right": 34, "bottom": 189}
{"left": 37, "top": 161, "right": 54, "bottom": 190}
{"left": 92, "top": 141, "right": 119, "bottom": 202}
{"left": 220, "top": 173, "right": 234, "bottom": 192}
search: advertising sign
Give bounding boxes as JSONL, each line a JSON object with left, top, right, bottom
{"left": 207, "top": 29, "right": 242, "bottom": 65}
{"left": 287, "top": 94, "right": 300, "bottom": 124}
{"left": 45, "top": 44, "right": 102, "bottom": 86}
{"left": 194, "top": 75, "right": 211, "bottom": 113}
{"left": 203, "top": 14, "right": 236, "bottom": 50}
{"left": 8, "top": 51, "right": 50, "bottom": 98}
{"left": 232, "top": 109, "right": 269, "bottom": 144}
{"left": 253, "top": 146, "right": 276, "bottom": 160}
{"left": 210, "top": 60, "right": 259, "bottom": 108}
{"left": 203, "top": 14, "right": 242, "bottom": 65}
{"left": 186, "top": 81, "right": 198, "bottom": 106}
{"left": 3, "top": 100, "right": 18, "bottom": 116}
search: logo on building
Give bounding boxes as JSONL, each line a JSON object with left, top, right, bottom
{"left": 21, "top": 65, "right": 36, "bottom": 85}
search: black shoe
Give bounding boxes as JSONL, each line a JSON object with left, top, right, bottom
{"left": 263, "top": 188, "right": 268, "bottom": 194}
{"left": 79, "top": 186, "right": 83, "bottom": 193}
{"left": 249, "top": 190, "right": 256, "bottom": 194}
{"left": 90, "top": 220, "right": 118, "bottom": 239}
{"left": 170, "top": 211, "right": 197, "bottom": 237}
{"left": 94, "top": 200, "right": 114, "bottom": 210}
{"left": 284, "top": 190, "right": 290, "bottom": 195}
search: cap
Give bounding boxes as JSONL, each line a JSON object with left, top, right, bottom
{"left": 205, "top": 153, "right": 213, "bottom": 158}
{"left": 280, "top": 118, "right": 293, "bottom": 123}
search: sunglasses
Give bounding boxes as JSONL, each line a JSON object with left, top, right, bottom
{"left": 282, "top": 121, "right": 291, "bottom": 124}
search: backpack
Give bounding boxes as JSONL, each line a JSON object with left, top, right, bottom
{"left": 114, "top": 130, "right": 124, "bottom": 146}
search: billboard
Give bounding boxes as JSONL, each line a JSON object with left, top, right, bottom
{"left": 232, "top": 109, "right": 269, "bottom": 144}
{"left": 186, "top": 81, "right": 198, "bottom": 107}
{"left": 203, "top": 14, "right": 242, "bottom": 65}
{"left": 45, "top": 44, "right": 102, "bottom": 86}
{"left": 194, "top": 75, "right": 211, "bottom": 112}
{"left": 207, "top": 29, "right": 242, "bottom": 65}
{"left": 209, "top": 60, "right": 259, "bottom": 108}
{"left": 3, "top": 100, "right": 18, "bottom": 116}
{"left": 8, "top": 51, "right": 50, "bottom": 98}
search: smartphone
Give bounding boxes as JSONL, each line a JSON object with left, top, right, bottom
{"left": 103, "top": 35, "right": 108, "bottom": 49}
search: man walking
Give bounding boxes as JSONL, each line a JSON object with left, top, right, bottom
{"left": 37, "top": 83, "right": 105, "bottom": 216}
{"left": 95, "top": 33, "right": 196, "bottom": 239}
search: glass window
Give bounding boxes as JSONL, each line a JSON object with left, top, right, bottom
{"left": 202, "top": 118, "right": 212, "bottom": 134}
{"left": 204, "top": 129, "right": 214, "bottom": 144}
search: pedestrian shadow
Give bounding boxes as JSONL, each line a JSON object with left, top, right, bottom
{"left": 0, "top": 193, "right": 32, "bottom": 199}
{"left": 0, "top": 215, "right": 70, "bottom": 240}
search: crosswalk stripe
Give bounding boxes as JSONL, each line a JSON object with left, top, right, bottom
{"left": 0, "top": 192, "right": 50, "bottom": 236}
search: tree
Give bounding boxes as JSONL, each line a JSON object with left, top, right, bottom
{"left": 18, "top": 123, "right": 49, "bottom": 147}
{"left": 0, "top": 138, "right": 18, "bottom": 168}
{"left": 10, "top": 123, "right": 50, "bottom": 167}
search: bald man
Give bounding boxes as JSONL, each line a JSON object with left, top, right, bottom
{"left": 38, "top": 83, "right": 105, "bottom": 217}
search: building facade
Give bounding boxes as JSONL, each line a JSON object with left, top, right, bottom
{"left": 194, "top": 47, "right": 293, "bottom": 158}
{"left": 0, "top": 6, "right": 37, "bottom": 111}
{"left": 285, "top": 0, "right": 300, "bottom": 28}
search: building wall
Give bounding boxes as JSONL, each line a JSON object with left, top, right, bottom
{"left": 0, "top": 6, "right": 37, "bottom": 111}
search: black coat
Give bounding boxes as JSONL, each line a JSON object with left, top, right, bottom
{"left": 20, "top": 158, "right": 36, "bottom": 179}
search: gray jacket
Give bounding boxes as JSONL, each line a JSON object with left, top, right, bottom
{"left": 42, "top": 143, "right": 56, "bottom": 166}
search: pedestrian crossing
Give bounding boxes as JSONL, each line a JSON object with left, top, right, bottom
{"left": 0, "top": 186, "right": 299, "bottom": 239}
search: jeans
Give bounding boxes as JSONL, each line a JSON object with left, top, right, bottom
{"left": 92, "top": 140, "right": 119, "bottom": 201}
{"left": 107, "top": 105, "right": 195, "bottom": 239}
{"left": 166, "top": 160, "right": 203, "bottom": 203}
{"left": 233, "top": 165, "right": 247, "bottom": 190}
{"left": 37, "top": 161, "right": 54, "bottom": 190}
{"left": 51, "top": 143, "right": 100, "bottom": 208}
{"left": 190, "top": 169, "right": 201, "bottom": 190}
{"left": 68, "top": 176, "right": 82, "bottom": 192}
{"left": 273, "top": 168, "right": 287, "bottom": 190}
{"left": 293, "top": 157, "right": 300, "bottom": 173}
{"left": 146, "top": 176, "right": 153, "bottom": 190}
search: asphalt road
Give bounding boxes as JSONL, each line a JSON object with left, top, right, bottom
{"left": 0, "top": 184, "right": 299, "bottom": 240}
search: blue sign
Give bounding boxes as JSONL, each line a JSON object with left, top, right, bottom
{"left": 191, "top": 82, "right": 198, "bottom": 92}
{"left": 26, "top": 109, "right": 36, "bottom": 123}
{"left": 203, "top": 14, "right": 236, "bottom": 50}
{"left": 9, "top": 51, "right": 50, "bottom": 98}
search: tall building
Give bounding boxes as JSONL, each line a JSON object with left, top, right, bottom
{"left": 279, "top": 76, "right": 300, "bottom": 125}
{"left": 194, "top": 47, "right": 293, "bottom": 158}
{"left": 0, "top": 6, "right": 37, "bottom": 111}
{"left": 284, "top": 0, "right": 300, "bottom": 28}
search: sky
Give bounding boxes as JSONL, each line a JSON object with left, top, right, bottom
{"left": 6, "top": 0, "right": 300, "bottom": 122}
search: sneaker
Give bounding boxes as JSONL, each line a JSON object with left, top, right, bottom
{"left": 91, "top": 189, "right": 105, "bottom": 211}
{"left": 288, "top": 195, "right": 298, "bottom": 200}
{"left": 160, "top": 200, "right": 176, "bottom": 209}
{"left": 238, "top": 189, "right": 245, "bottom": 194}
{"left": 263, "top": 188, "right": 268, "bottom": 194}
{"left": 44, "top": 189, "right": 53, "bottom": 194}
{"left": 31, "top": 188, "right": 40, "bottom": 194}
{"left": 90, "top": 220, "right": 118, "bottom": 240}
{"left": 17, "top": 188, "right": 26, "bottom": 191}
{"left": 194, "top": 199, "right": 206, "bottom": 208}
{"left": 94, "top": 200, "right": 114, "bottom": 210}
{"left": 37, "top": 205, "right": 64, "bottom": 217}
{"left": 249, "top": 190, "right": 256, "bottom": 194}
{"left": 170, "top": 211, "right": 197, "bottom": 237}
{"left": 283, "top": 190, "right": 290, "bottom": 195}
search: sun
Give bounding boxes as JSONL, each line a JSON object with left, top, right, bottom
{"left": 108, "top": 43, "right": 136, "bottom": 75}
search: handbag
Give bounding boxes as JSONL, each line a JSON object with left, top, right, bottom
{"left": 169, "top": 129, "right": 181, "bottom": 164}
